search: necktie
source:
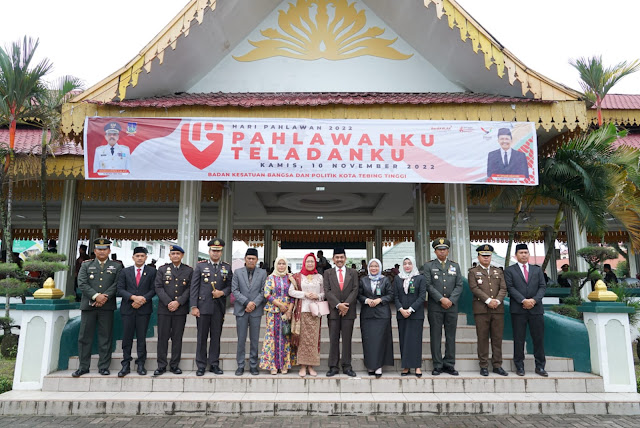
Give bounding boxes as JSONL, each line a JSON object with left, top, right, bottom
{"left": 441, "top": 260, "right": 446, "bottom": 270}
{"left": 110, "top": 147, "right": 114, "bottom": 155}
{"left": 523, "top": 264, "right": 529, "bottom": 282}
{"left": 338, "top": 269, "right": 344, "bottom": 290}
{"left": 100, "top": 262, "right": 105, "bottom": 271}
{"left": 504, "top": 151, "right": 508, "bottom": 166}
{"left": 248, "top": 270, "right": 253, "bottom": 283}
{"left": 136, "top": 268, "right": 141, "bottom": 286}
{"left": 214, "top": 263, "right": 218, "bottom": 272}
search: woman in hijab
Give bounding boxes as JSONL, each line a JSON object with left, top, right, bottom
{"left": 358, "top": 258, "right": 394, "bottom": 378}
{"left": 393, "top": 256, "right": 427, "bottom": 377}
{"left": 289, "top": 253, "right": 325, "bottom": 377}
{"left": 259, "top": 255, "right": 296, "bottom": 375}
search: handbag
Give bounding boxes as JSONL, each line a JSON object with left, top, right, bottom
{"left": 281, "top": 318, "right": 291, "bottom": 336}
{"left": 310, "top": 300, "right": 330, "bottom": 317}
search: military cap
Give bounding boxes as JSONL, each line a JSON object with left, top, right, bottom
{"left": 432, "top": 238, "right": 450, "bottom": 250}
{"left": 245, "top": 248, "right": 258, "bottom": 257}
{"left": 94, "top": 238, "right": 112, "bottom": 249}
{"left": 133, "top": 246, "right": 148, "bottom": 255}
{"left": 515, "top": 243, "right": 529, "bottom": 252}
{"left": 497, "top": 128, "right": 512, "bottom": 138}
{"left": 333, "top": 247, "right": 346, "bottom": 255}
{"left": 208, "top": 238, "right": 225, "bottom": 250}
{"left": 476, "top": 244, "right": 494, "bottom": 256}
{"left": 169, "top": 244, "right": 185, "bottom": 254}
{"left": 104, "top": 122, "right": 121, "bottom": 133}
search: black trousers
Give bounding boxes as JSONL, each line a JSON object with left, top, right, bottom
{"left": 328, "top": 317, "right": 355, "bottom": 370}
{"left": 196, "top": 312, "right": 224, "bottom": 369}
{"left": 78, "top": 309, "right": 114, "bottom": 371}
{"left": 156, "top": 314, "right": 187, "bottom": 369}
{"left": 511, "top": 312, "right": 546, "bottom": 370}
{"left": 427, "top": 310, "right": 458, "bottom": 369}
{"left": 121, "top": 313, "right": 151, "bottom": 367}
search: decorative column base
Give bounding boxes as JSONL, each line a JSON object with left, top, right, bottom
{"left": 12, "top": 299, "right": 78, "bottom": 390}
{"left": 578, "top": 302, "right": 637, "bottom": 392}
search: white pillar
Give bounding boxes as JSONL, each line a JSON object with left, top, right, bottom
{"left": 177, "top": 181, "right": 202, "bottom": 267}
{"left": 628, "top": 243, "right": 638, "bottom": 279}
{"left": 565, "top": 208, "right": 590, "bottom": 299}
{"left": 444, "top": 183, "right": 471, "bottom": 272}
{"left": 54, "top": 179, "right": 81, "bottom": 297}
{"left": 413, "top": 184, "right": 430, "bottom": 266}
{"left": 580, "top": 302, "right": 637, "bottom": 392}
{"left": 544, "top": 226, "right": 558, "bottom": 282}
{"left": 88, "top": 224, "right": 99, "bottom": 255}
{"left": 374, "top": 227, "right": 383, "bottom": 262}
{"left": 218, "top": 182, "right": 235, "bottom": 266}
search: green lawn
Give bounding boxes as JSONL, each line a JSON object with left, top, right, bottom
{"left": 0, "top": 357, "right": 14, "bottom": 379}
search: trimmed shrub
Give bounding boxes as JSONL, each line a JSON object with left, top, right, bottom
{"left": 0, "top": 377, "right": 11, "bottom": 394}
{"left": 0, "top": 335, "right": 18, "bottom": 359}
{"left": 551, "top": 305, "right": 583, "bottom": 320}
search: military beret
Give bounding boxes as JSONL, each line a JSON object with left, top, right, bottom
{"left": 245, "top": 248, "right": 258, "bottom": 257}
{"left": 515, "top": 243, "right": 529, "bottom": 252}
{"left": 208, "top": 238, "right": 224, "bottom": 250}
{"left": 104, "top": 122, "right": 121, "bottom": 133}
{"left": 497, "top": 128, "right": 512, "bottom": 137}
{"left": 169, "top": 245, "right": 185, "bottom": 254}
{"left": 133, "top": 246, "right": 148, "bottom": 255}
{"left": 94, "top": 238, "right": 112, "bottom": 249}
{"left": 333, "top": 247, "right": 346, "bottom": 255}
{"left": 476, "top": 244, "right": 494, "bottom": 256}
{"left": 432, "top": 238, "right": 450, "bottom": 250}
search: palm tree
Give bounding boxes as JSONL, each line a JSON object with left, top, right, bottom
{"left": 35, "top": 76, "right": 83, "bottom": 245}
{"left": 0, "top": 36, "right": 52, "bottom": 261}
{"left": 569, "top": 55, "right": 640, "bottom": 126}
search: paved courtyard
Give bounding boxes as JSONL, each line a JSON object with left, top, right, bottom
{"left": 0, "top": 415, "right": 636, "bottom": 428}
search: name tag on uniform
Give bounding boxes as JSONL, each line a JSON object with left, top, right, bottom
{"left": 448, "top": 266, "right": 457, "bottom": 275}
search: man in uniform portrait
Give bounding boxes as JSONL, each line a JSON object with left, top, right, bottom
{"left": 468, "top": 244, "right": 508, "bottom": 376}
{"left": 486, "top": 128, "right": 529, "bottom": 179}
{"left": 93, "top": 121, "right": 131, "bottom": 175}
{"left": 73, "top": 238, "right": 123, "bottom": 377}
{"left": 190, "top": 238, "right": 233, "bottom": 376}
{"left": 117, "top": 246, "right": 157, "bottom": 377}
{"left": 154, "top": 245, "right": 193, "bottom": 376}
{"left": 423, "top": 238, "right": 463, "bottom": 376}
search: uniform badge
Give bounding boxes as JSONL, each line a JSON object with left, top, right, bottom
{"left": 89, "top": 274, "right": 94, "bottom": 279}
{"left": 478, "top": 279, "right": 483, "bottom": 285}
{"left": 204, "top": 278, "right": 209, "bottom": 283}
{"left": 434, "top": 275, "right": 439, "bottom": 280}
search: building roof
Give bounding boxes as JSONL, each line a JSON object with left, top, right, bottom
{"left": 0, "top": 129, "right": 83, "bottom": 155}
{"left": 88, "top": 92, "right": 552, "bottom": 109}
{"left": 613, "top": 134, "right": 640, "bottom": 149}
{"left": 599, "top": 94, "right": 640, "bottom": 110}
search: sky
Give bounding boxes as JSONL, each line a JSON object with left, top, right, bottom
{"left": 0, "top": 0, "right": 638, "bottom": 93}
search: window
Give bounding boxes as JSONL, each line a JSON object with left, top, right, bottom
{"left": 130, "top": 241, "right": 139, "bottom": 250}
{"left": 159, "top": 245, "right": 165, "bottom": 258}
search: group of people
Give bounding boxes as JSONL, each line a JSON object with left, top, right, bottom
{"left": 72, "top": 236, "right": 548, "bottom": 379}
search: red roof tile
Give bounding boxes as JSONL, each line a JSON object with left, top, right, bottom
{"left": 613, "top": 134, "right": 640, "bottom": 149}
{"left": 599, "top": 94, "right": 640, "bottom": 110}
{"left": 87, "top": 92, "right": 550, "bottom": 108}
{"left": 0, "top": 129, "right": 83, "bottom": 155}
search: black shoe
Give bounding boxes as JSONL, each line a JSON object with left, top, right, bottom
{"left": 480, "top": 368, "right": 489, "bottom": 377}
{"left": 169, "top": 367, "right": 182, "bottom": 375}
{"left": 154, "top": 367, "right": 166, "bottom": 376}
{"left": 137, "top": 365, "right": 147, "bottom": 376}
{"left": 415, "top": 371, "right": 422, "bottom": 378}
{"left": 99, "top": 369, "right": 110, "bottom": 376}
{"left": 326, "top": 368, "right": 339, "bottom": 377}
{"left": 493, "top": 367, "right": 508, "bottom": 376}
{"left": 210, "top": 366, "right": 223, "bottom": 375}
{"left": 368, "top": 371, "right": 376, "bottom": 376}
{"left": 196, "top": 368, "right": 205, "bottom": 376}
{"left": 72, "top": 369, "right": 89, "bottom": 378}
{"left": 250, "top": 367, "right": 259, "bottom": 376}
{"left": 535, "top": 368, "right": 548, "bottom": 377}
{"left": 235, "top": 368, "right": 244, "bottom": 376}
{"left": 442, "top": 366, "right": 459, "bottom": 376}
{"left": 516, "top": 368, "right": 525, "bottom": 376}
{"left": 431, "top": 368, "right": 442, "bottom": 376}
{"left": 401, "top": 370, "right": 411, "bottom": 377}
{"left": 375, "top": 373, "right": 382, "bottom": 379}
{"left": 118, "top": 367, "right": 130, "bottom": 378}
{"left": 343, "top": 369, "right": 356, "bottom": 377}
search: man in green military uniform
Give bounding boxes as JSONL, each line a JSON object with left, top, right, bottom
{"left": 190, "top": 238, "right": 233, "bottom": 376}
{"left": 423, "top": 238, "right": 463, "bottom": 376}
{"left": 154, "top": 245, "right": 193, "bottom": 376}
{"left": 73, "top": 238, "right": 123, "bottom": 377}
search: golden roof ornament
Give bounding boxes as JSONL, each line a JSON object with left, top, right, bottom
{"left": 587, "top": 280, "right": 618, "bottom": 302}
{"left": 33, "top": 277, "right": 64, "bottom": 300}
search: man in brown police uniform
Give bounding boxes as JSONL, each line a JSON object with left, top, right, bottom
{"left": 154, "top": 244, "right": 192, "bottom": 375}
{"left": 468, "top": 244, "right": 508, "bottom": 376}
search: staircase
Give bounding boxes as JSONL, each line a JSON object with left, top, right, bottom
{"left": 1, "top": 308, "right": 639, "bottom": 416}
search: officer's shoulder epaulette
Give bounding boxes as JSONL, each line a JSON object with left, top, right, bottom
{"left": 450, "top": 260, "right": 457, "bottom": 264}
{"left": 183, "top": 263, "right": 191, "bottom": 268}
{"left": 198, "top": 260, "right": 207, "bottom": 263}
{"left": 161, "top": 263, "right": 171, "bottom": 267}
{"left": 82, "top": 259, "right": 92, "bottom": 263}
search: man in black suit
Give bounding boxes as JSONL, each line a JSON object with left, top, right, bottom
{"left": 116, "top": 246, "right": 157, "bottom": 377}
{"left": 323, "top": 248, "right": 359, "bottom": 377}
{"left": 504, "top": 243, "right": 547, "bottom": 377}
{"left": 190, "top": 238, "right": 233, "bottom": 376}
{"left": 487, "top": 128, "right": 529, "bottom": 179}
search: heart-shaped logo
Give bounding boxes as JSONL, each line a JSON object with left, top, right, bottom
{"left": 180, "top": 122, "right": 224, "bottom": 170}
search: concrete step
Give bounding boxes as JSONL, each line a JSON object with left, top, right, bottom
{"left": 68, "top": 353, "right": 574, "bottom": 372}
{"left": 2, "top": 389, "right": 639, "bottom": 416}
{"left": 42, "top": 369, "right": 604, "bottom": 394}
{"left": 115, "top": 337, "right": 515, "bottom": 356}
